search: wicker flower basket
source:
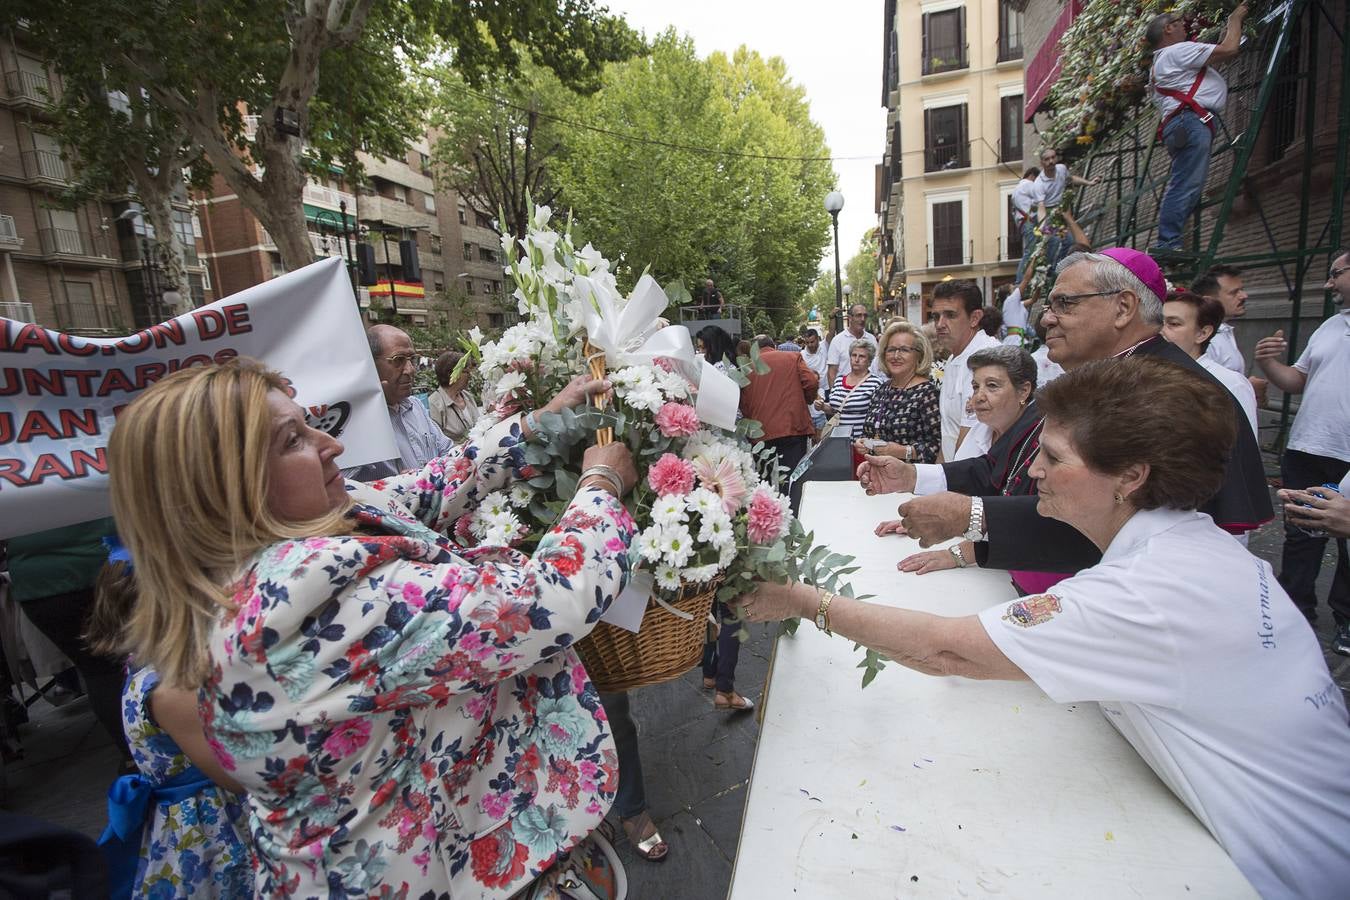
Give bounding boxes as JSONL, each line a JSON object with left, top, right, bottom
{"left": 575, "top": 579, "right": 720, "bottom": 693}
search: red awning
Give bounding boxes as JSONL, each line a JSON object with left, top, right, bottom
{"left": 1024, "top": 0, "right": 1083, "bottom": 122}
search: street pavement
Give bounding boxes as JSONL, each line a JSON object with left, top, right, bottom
{"left": 3, "top": 479, "right": 1348, "bottom": 899}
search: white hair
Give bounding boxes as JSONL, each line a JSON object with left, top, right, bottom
{"left": 1057, "top": 251, "right": 1164, "bottom": 325}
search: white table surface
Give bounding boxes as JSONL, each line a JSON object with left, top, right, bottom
{"left": 728, "top": 481, "right": 1254, "bottom": 899}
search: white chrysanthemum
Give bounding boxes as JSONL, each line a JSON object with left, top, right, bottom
{"left": 719, "top": 540, "right": 738, "bottom": 567}
{"left": 683, "top": 563, "right": 722, "bottom": 584}
{"left": 483, "top": 513, "right": 524, "bottom": 546}
{"left": 697, "top": 511, "right": 735, "bottom": 549}
{"left": 659, "top": 524, "right": 694, "bottom": 568}
{"left": 626, "top": 385, "right": 665, "bottom": 414}
{"left": 508, "top": 484, "right": 534, "bottom": 509}
{"left": 479, "top": 490, "right": 512, "bottom": 519}
{"left": 494, "top": 370, "right": 527, "bottom": 398}
{"left": 636, "top": 527, "right": 664, "bottom": 563}
{"left": 654, "top": 563, "right": 681, "bottom": 591}
{"left": 686, "top": 488, "right": 721, "bottom": 519}
{"left": 651, "top": 495, "right": 687, "bottom": 527}
{"left": 657, "top": 369, "right": 691, "bottom": 400}
{"left": 467, "top": 413, "right": 500, "bottom": 445}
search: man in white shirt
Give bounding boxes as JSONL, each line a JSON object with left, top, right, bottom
{"left": 1011, "top": 167, "right": 1042, "bottom": 283}
{"left": 1254, "top": 248, "right": 1350, "bottom": 647}
{"left": 1000, "top": 269, "right": 1035, "bottom": 347}
{"left": 801, "top": 328, "right": 829, "bottom": 430}
{"left": 825, "top": 303, "right": 877, "bottom": 397}
{"left": 1193, "top": 263, "right": 1268, "bottom": 407}
{"left": 343, "top": 324, "right": 454, "bottom": 482}
{"left": 929, "top": 280, "right": 1001, "bottom": 460}
{"left": 1146, "top": 3, "right": 1247, "bottom": 251}
{"left": 1034, "top": 148, "right": 1099, "bottom": 267}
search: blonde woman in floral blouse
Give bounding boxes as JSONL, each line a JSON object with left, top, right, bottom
{"left": 108, "top": 358, "right": 638, "bottom": 899}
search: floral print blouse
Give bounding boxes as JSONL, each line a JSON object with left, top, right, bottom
{"left": 201, "top": 416, "right": 637, "bottom": 898}
{"left": 124, "top": 666, "right": 253, "bottom": 898}
{"left": 861, "top": 380, "right": 941, "bottom": 463}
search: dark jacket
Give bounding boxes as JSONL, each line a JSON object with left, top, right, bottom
{"left": 944, "top": 400, "right": 1045, "bottom": 498}
{"left": 974, "top": 336, "right": 1273, "bottom": 573}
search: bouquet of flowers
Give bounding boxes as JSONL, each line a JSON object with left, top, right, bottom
{"left": 459, "top": 202, "right": 886, "bottom": 686}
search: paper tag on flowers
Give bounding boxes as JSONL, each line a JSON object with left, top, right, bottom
{"left": 601, "top": 569, "right": 654, "bottom": 633}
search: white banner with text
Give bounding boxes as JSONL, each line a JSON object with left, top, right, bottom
{"left": 0, "top": 257, "right": 396, "bottom": 539}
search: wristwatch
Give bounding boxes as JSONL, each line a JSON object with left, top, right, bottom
{"left": 814, "top": 590, "right": 835, "bottom": 634}
{"left": 963, "top": 496, "right": 986, "bottom": 542}
{"left": 949, "top": 544, "right": 969, "bottom": 568}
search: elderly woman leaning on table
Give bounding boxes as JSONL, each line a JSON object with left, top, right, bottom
{"left": 872, "top": 345, "right": 1063, "bottom": 593}
{"left": 742, "top": 356, "right": 1350, "bottom": 900}
{"left": 107, "top": 358, "right": 640, "bottom": 898}
{"left": 850, "top": 320, "right": 940, "bottom": 465}
{"left": 815, "top": 339, "right": 882, "bottom": 438}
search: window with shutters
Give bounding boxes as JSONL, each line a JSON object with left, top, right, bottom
{"left": 931, "top": 200, "right": 964, "bottom": 267}
{"left": 922, "top": 8, "right": 967, "bottom": 75}
{"left": 1000, "top": 95, "right": 1024, "bottom": 162}
{"left": 998, "top": 2, "right": 1024, "bottom": 61}
{"left": 463, "top": 242, "right": 474, "bottom": 261}
{"left": 924, "top": 104, "right": 969, "bottom": 172}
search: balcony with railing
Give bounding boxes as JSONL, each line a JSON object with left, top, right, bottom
{"left": 38, "top": 226, "right": 102, "bottom": 259}
{"left": 359, "top": 193, "right": 436, "bottom": 230}
{"left": 56, "top": 299, "right": 122, "bottom": 332}
{"left": 0, "top": 301, "right": 35, "bottom": 322}
{"left": 3, "top": 66, "right": 56, "bottom": 108}
{"left": 0, "top": 214, "right": 22, "bottom": 250}
{"left": 927, "top": 239, "right": 973, "bottom": 269}
{"left": 303, "top": 182, "right": 357, "bottom": 212}
{"left": 21, "top": 148, "right": 71, "bottom": 185}
{"left": 998, "top": 2, "right": 1024, "bottom": 62}
{"left": 924, "top": 141, "right": 970, "bottom": 173}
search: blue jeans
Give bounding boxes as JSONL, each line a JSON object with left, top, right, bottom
{"left": 701, "top": 601, "right": 742, "bottom": 693}
{"left": 598, "top": 691, "right": 647, "bottom": 819}
{"left": 1014, "top": 217, "right": 1038, "bottom": 282}
{"left": 1156, "top": 110, "right": 1214, "bottom": 250}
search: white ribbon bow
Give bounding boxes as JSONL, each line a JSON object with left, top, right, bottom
{"left": 575, "top": 273, "right": 740, "bottom": 431}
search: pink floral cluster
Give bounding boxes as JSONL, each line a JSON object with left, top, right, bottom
{"left": 648, "top": 453, "right": 695, "bottom": 496}
{"left": 654, "top": 402, "right": 700, "bottom": 438}
{"left": 746, "top": 485, "right": 789, "bottom": 544}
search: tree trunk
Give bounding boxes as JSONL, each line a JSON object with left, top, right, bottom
{"left": 125, "top": 150, "right": 188, "bottom": 316}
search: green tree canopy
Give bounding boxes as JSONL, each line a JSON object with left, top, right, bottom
{"left": 550, "top": 32, "right": 836, "bottom": 334}
{"left": 11, "top": 0, "right": 640, "bottom": 273}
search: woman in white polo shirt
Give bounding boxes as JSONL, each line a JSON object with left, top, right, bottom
{"left": 739, "top": 356, "right": 1350, "bottom": 899}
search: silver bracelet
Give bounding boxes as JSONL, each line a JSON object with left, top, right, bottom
{"left": 579, "top": 465, "right": 623, "bottom": 496}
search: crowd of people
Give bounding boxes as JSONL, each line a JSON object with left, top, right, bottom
{"left": 1, "top": 238, "right": 1348, "bottom": 898}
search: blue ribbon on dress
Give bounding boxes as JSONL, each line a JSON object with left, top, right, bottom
{"left": 98, "top": 766, "right": 213, "bottom": 900}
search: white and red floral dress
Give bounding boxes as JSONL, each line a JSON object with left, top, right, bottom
{"left": 201, "top": 416, "right": 637, "bottom": 898}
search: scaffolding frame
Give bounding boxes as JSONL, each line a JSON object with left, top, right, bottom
{"left": 1059, "top": 0, "right": 1348, "bottom": 448}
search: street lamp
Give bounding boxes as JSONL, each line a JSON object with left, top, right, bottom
{"left": 313, "top": 199, "right": 357, "bottom": 292}
{"left": 824, "top": 190, "right": 845, "bottom": 334}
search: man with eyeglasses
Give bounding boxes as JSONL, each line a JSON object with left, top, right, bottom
{"left": 342, "top": 324, "right": 454, "bottom": 482}
{"left": 864, "top": 248, "right": 1271, "bottom": 574}
{"left": 826, "top": 303, "right": 879, "bottom": 396}
{"left": 1145, "top": 3, "right": 1248, "bottom": 253}
{"left": 1253, "top": 249, "right": 1350, "bottom": 650}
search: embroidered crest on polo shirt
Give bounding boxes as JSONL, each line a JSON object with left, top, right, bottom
{"left": 1003, "top": 594, "right": 1062, "bottom": 628}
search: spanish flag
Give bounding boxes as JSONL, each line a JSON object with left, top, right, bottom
{"left": 368, "top": 280, "right": 425, "bottom": 298}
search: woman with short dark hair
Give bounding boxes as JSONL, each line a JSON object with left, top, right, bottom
{"left": 741, "top": 356, "right": 1350, "bottom": 899}
{"left": 428, "top": 349, "right": 481, "bottom": 442}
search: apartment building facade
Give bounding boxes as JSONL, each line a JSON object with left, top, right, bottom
{"left": 0, "top": 30, "right": 214, "bottom": 334}
{"left": 196, "top": 123, "right": 508, "bottom": 331}
{"left": 877, "top": 0, "right": 1028, "bottom": 323}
